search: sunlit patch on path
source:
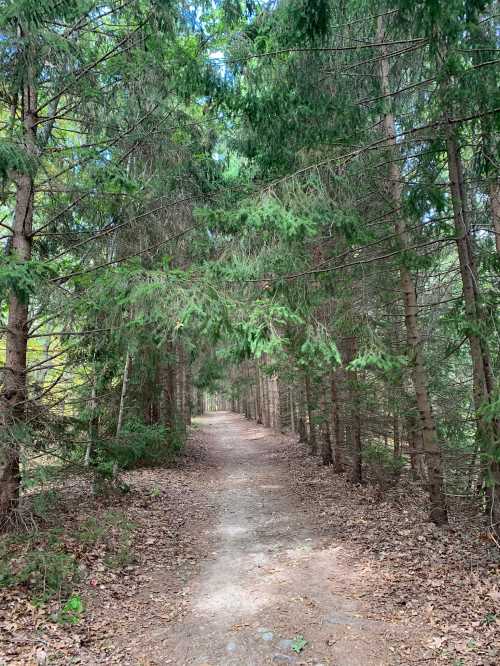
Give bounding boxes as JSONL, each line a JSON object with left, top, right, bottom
{"left": 131, "top": 412, "right": 407, "bottom": 665}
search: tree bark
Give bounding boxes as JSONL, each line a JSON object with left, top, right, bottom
{"left": 116, "top": 350, "right": 131, "bottom": 437}
{"left": 0, "top": 48, "right": 37, "bottom": 522}
{"left": 289, "top": 387, "right": 295, "bottom": 433}
{"left": 330, "top": 370, "right": 344, "bottom": 474}
{"left": 304, "top": 374, "right": 317, "bottom": 454}
{"left": 320, "top": 384, "right": 333, "bottom": 465}
{"left": 85, "top": 376, "right": 99, "bottom": 467}
{"left": 491, "top": 181, "right": 500, "bottom": 255}
{"left": 255, "top": 366, "right": 263, "bottom": 423}
{"left": 177, "top": 345, "right": 185, "bottom": 423}
{"left": 393, "top": 412, "right": 400, "bottom": 458}
{"left": 161, "top": 343, "right": 176, "bottom": 430}
{"left": 297, "top": 386, "right": 307, "bottom": 443}
{"left": 438, "top": 40, "right": 499, "bottom": 487}
{"left": 344, "top": 336, "right": 362, "bottom": 484}
{"left": 445, "top": 124, "right": 499, "bottom": 529}
{"left": 263, "top": 362, "right": 271, "bottom": 427}
{"left": 378, "top": 16, "right": 447, "bottom": 524}
{"left": 184, "top": 354, "right": 192, "bottom": 425}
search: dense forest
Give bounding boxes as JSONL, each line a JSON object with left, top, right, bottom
{"left": 0, "top": 0, "right": 499, "bottom": 664}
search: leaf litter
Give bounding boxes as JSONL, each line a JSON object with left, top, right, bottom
{"left": 1, "top": 426, "right": 498, "bottom": 665}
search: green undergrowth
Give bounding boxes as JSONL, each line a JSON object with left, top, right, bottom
{"left": 363, "top": 441, "right": 405, "bottom": 487}
{"left": 0, "top": 509, "right": 136, "bottom": 623}
{"left": 93, "top": 418, "right": 186, "bottom": 479}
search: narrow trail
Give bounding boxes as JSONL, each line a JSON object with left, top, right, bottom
{"left": 124, "top": 412, "right": 404, "bottom": 665}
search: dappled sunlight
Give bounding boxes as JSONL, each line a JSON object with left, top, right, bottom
{"left": 218, "top": 524, "right": 248, "bottom": 537}
{"left": 167, "top": 413, "right": 400, "bottom": 665}
{"left": 195, "top": 582, "right": 269, "bottom": 616}
{"left": 1, "top": 1, "right": 496, "bottom": 662}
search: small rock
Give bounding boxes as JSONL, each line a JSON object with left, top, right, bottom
{"left": 272, "top": 656, "right": 292, "bottom": 664}
{"left": 36, "top": 649, "right": 48, "bottom": 666}
{"left": 278, "top": 639, "right": 293, "bottom": 651}
{"left": 262, "top": 631, "right": 274, "bottom": 641}
{"left": 226, "top": 642, "right": 238, "bottom": 653}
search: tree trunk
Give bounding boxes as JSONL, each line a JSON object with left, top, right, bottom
{"left": 271, "top": 375, "right": 280, "bottom": 430}
{"left": 344, "top": 336, "right": 362, "bottom": 484}
{"left": 304, "top": 374, "right": 317, "bottom": 454}
{"left": 446, "top": 130, "right": 491, "bottom": 401}
{"left": 378, "top": 16, "right": 447, "bottom": 524}
{"left": 255, "top": 367, "right": 262, "bottom": 423}
{"left": 297, "top": 387, "right": 307, "bottom": 443}
{"left": 491, "top": 180, "right": 500, "bottom": 255}
{"left": 289, "top": 387, "right": 295, "bottom": 433}
{"left": 330, "top": 371, "right": 344, "bottom": 474}
{"left": 184, "top": 355, "right": 192, "bottom": 425}
{"left": 263, "top": 364, "right": 271, "bottom": 427}
{"left": 116, "top": 350, "right": 131, "bottom": 437}
{"left": 177, "top": 345, "right": 185, "bottom": 423}
{"left": 298, "top": 417, "right": 307, "bottom": 444}
{"left": 197, "top": 389, "right": 204, "bottom": 416}
{"left": 445, "top": 123, "right": 499, "bottom": 530}
{"left": 320, "top": 385, "right": 333, "bottom": 466}
{"left": 0, "top": 58, "right": 37, "bottom": 522}
{"left": 112, "top": 351, "right": 132, "bottom": 480}
{"left": 161, "top": 343, "right": 176, "bottom": 430}
{"left": 85, "top": 377, "right": 99, "bottom": 466}
{"left": 393, "top": 413, "right": 400, "bottom": 458}
{"left": 438, "top": 43, "right": 499, "bottom": 513}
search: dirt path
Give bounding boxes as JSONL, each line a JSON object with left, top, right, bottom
{"left": 6, "top": 411, "right": 497, "bottom": 665}
{"left": 125, "top": 412, "right": 405, "bottom": 666}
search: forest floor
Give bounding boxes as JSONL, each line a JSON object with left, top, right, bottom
{"left": 2, "top": 412, "right": 499, "bottom": 665}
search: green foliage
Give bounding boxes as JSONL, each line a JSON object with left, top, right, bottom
{"left": 74, "top": 511, "right": 136, "bottom": 572}
{"left": 284, "top": 0, "right": 331, "bottom": 42}
{"left": 206, "top": 197, "right": 321, "bottom": 241}
{"left": 391, "top": 0, "right": 488, "bottom": 41}
{"left": 482, "top": 612, "right": 497, "bottom": 626}
{"left": 477, "top": 391, "right": 500, "bottom": 435}
{"left": 0, "top": 508, "right": 136, "bottom": 622}
{"left": 0, "top": 0, "right": 84, "bottom": 28}
{"left": 291, "top": 635, "right": 308, "bottom": 653}
{"left": 57, "top": 594, "right": 85, "bottom": 625}
{"left": 194, "top": 354, "right": 225, "bottom": 391}
{"left": 95, "top": 419, "right": 184, "bottom": 476}
{"left": 0, "top": 140, "right": 36, "bottom": 181}
{"left": 77, "top": 516, "right": 106, "bottom": 545}
{"left": 298, "top": 337, "right": 341, "bottom": 369}
{"left": 30, "top": 489, "right": 59, "bottom": 519}
{"left": 0, "top": 0, "right": 497, "bottom": 593}
{"left": 333, "top": 210, "right": 372, "bottom": 246}
{"left": 347, "top": 352, "right": 407, "bottom": 374}
{"left": 363, "top": 442, "right": 405, "bottom": 486}
{"left": 21, "top": 460, "right": 59, "bottom": 490}
{"left": 101, "top": 511, "right": 136, "bottom": 569}
{"left": 0, "top": 256, "right": 57, "bottom": 304}
{"left": 228, "top": 301, "right": 303, "bottom": 361}
{"left": 0, "top": 533, "right": 78, "bottom": 604}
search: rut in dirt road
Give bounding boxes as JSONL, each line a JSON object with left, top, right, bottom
{"left": 138, "top": 412, "right": 404, "bottom": 666}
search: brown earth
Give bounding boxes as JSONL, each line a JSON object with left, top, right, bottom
{"left": 114, "top": 412, "right": 416, "bottom": 666}
{"left": 2, "top": 411, "right": 498, "bottom": 665}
